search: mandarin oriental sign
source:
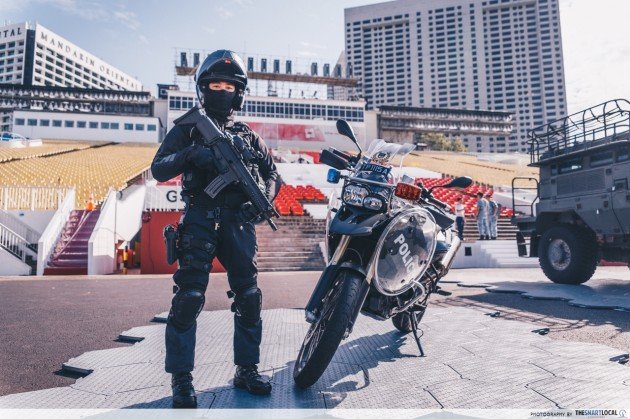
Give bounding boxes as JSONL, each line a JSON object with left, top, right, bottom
{"left": 36, "top": 25, "right": 141, "bottom": 90}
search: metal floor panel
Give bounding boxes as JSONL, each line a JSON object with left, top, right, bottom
{"left": 1, "top": 307, "right": 628, "bottom": 409}
{"left": 526, "top": 376, "right": 630, "bottom": 408}
{"left": 94, "top": 386, "right": 215, "bottom": 409}
{"left": 71, "top": 363, "right": 170, "bottom": 396}
{"left": 486, "top": 279, "right": 630, "bottom": 311}
{"left": 427, "top": 378, "right": 558, "bottom": 409}
{"left": 0, "top": 387, "right": 107, "bottom": 409}
{"left": 63, "top": 343, "right": 163, "bottom": 375}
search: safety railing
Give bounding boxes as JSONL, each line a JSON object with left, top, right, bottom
{"left": 528, "top": 99, "right": 630, "bottom": 164}
{"left": 0, "top": 209, "right": 40, "bottom": 244}
{"left": 0, "top": 223, "right": 32, "bottom": 263}
{"left": 37, "top": 188, "right": 76, "bottom": 276}
{"left": 0, "top": 186, "right": 68, "bottom": 211}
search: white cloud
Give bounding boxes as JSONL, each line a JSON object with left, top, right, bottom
{"left": 2, "top": 0, "right": 140, "bottom": 30}
{"left": 114, "top": 9, "right": 140, "bottom": 31}
{"left": 216, "top": 6, "right": 234, "bottom": 20}
{"left": 138, "top": 34, "right": 149, "bottom": 45}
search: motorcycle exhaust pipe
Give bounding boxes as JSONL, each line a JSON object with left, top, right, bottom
{"left": 440, "top": 236, "right": 461, "bottom": 274}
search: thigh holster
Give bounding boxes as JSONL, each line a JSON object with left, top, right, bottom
{"left": 177, "top": 232, "right": 217, "bottom": 273}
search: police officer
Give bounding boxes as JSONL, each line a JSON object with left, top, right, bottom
{"left": 151, "top": 50, "right": 279, "bottom": 408}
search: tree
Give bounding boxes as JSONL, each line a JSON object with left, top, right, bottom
{"left": 419, "top": 133, "right": 467, "bottom": 152}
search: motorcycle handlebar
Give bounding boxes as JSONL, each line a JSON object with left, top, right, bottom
{"left": 330, "top": 148, "right": 354, "bottom": 162}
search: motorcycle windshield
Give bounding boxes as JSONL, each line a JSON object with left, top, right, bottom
{"left": 360, "top": 139, "right": 416, "bottom": 183}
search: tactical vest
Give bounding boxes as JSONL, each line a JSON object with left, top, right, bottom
{"left": 181, "top": 121, "right": 265, "bottom": 208}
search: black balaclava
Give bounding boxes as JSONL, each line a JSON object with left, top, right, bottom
{"left": 202, "top": 84, "right": 236, "bottom": 121}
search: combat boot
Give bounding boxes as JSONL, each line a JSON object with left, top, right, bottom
{"left": 234, "top": 364, "right": 272, "bottom": 395}
{"left": 171, "top": 372, "right": 197, "bottom": 408}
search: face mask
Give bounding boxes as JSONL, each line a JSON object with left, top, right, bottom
{"left": 203, "top": 89, "right": 236, "bottom": 118}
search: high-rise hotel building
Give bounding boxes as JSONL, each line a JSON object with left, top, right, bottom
{"left": 344, "top": 0, "right": 567, "bottom": 153}
{"left": 0, "top": 22, "right": 142, "bottom": 91}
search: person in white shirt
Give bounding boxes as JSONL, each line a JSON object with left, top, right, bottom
{"left": 476, "top": 192, "right": 490, "bottom": 240}
{"left": 454, "top": 196, "right": 465, "bottom": 240}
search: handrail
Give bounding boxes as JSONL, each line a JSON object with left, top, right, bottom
{"left": 0, "top": 223, "right": 31, "bottom": 262}
{"left": 511, "top": 177, "right": 539, "bottom": 218}
{"left": 37, "top": 188, "right": 76, "bottom": 276}
{"left": 0, "top": 209, "right": 40, "bottom": 243}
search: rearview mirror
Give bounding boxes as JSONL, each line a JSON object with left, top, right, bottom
{"left": 336, "top": 119, "right": 362, "bottom": 157}
{"left": 444, "top": 176, "right": 473, "bottom": 189}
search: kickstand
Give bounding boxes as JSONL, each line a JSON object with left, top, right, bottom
{"left": 410, "top": 311, "right": 425, "bottom": 357}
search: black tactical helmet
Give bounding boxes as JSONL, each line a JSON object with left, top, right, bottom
{"left": 195, "top": 50, "right": 247, "bottom": 111}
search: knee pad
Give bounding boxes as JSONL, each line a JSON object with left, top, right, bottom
{"left": 168, "top": 288, "right": 205, "bottom": 331}
{"left": 233, "top": 285, "right": 262, "bottom": 326}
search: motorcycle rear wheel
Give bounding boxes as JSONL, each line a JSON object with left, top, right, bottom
{"left": 293, "top": 269, "right": 364, "bottom": 388}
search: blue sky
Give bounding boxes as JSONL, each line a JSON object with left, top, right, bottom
{"left": 1, "top": 0, "right": 629, "bottom": 114}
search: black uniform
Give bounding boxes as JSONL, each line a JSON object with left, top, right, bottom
{"left": 151, "top": 116, "right": 278, "bottom": 373}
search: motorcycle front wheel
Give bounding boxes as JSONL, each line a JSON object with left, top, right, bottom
{"left": 293, "top": 269, "right": 364, "bottom": 388}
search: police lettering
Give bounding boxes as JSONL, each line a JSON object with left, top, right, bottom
{"left": 394, "top": 233, "right": 417, "bottom": 274}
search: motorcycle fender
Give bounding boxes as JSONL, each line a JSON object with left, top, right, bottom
{"left": 330, "top": 206, "right": 388, "bottom": 236}
{"left": 336, "top": 261, "right": 371, "bottom": 336}
{"left": 304, "top": 264, "right": 339, "bottom": 315}
{"left": 304, "top": 262, "right": 368, "bottom": 319}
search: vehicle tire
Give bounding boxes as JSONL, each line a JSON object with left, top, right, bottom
{"left": 293, "top": 269, "right": 364, "bottom": 389}
{"left": 391, "top": 309, "right": 426, "bottom": 333}
{"left": 538, "top": 224, "right": 598, "bottom": 284}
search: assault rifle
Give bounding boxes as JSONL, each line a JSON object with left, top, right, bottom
{"left": 174, "top": 105, "right": 279, "bottom": 231}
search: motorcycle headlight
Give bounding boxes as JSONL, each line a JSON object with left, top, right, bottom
{"left": 363, "top": 196, "right": 383, "bottom": 210}
{"left": 342, "top": 184, "right": 369, "bottom": 207}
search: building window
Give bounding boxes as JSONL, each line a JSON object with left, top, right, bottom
{"left": 89, "top": 121, "right": 98, "bottom": 129}
{"left": 27, "top": 119, "right": 37, "bottom": 126}
{"left": 14, "top": 118, "right": 25, "bottom": 126}
{"left": 53, "top": 120, "right": 62, "bottom": 127}
{"left": 77, "top": 121, "right": 87, "bottom": 128}
{"left": 147, "top": 124, "right": 157, "bottom": 131}
{"left": 101, "top": 122, "right": 110, "bottom": 129}
{"left": 110, "top": 122, "right": 119, "bottom": 130}
{"left": 135, "top": 123, "right": 145, "bottom": 131}
{"left": 65, "top": 120, "right": 74, "bottom": 128}
{"left": 40, "top": 119, "right": 50, "bottom": 127}
{"left": 124, "top": 123, "right": 133, "bottom": 130}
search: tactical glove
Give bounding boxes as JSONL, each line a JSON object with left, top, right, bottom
{"left": 186, "top": 145, "right": 214, "bottom": 170}
{"left": 238, "top": 201, "right": 264, "bottom": 224}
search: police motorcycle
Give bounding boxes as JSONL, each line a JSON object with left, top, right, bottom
{"left": 293, "top": 120, "right": 472, "bottom": 388}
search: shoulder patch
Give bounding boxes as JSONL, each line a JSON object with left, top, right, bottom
{"left": 231, "top": 121, "right": 252, "bottom": 134}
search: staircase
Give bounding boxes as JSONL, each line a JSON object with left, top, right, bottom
{"left": 462, "top": 217, "right": 519, "bottom": 240}
{"left": 43, "top": 209, "right": 100, "bottom": 275}
{"left": 255, "top": 215, "right": 326, "bottom": 272}
{"left": 473, "top": 239, "right": 540, "bottom": 268}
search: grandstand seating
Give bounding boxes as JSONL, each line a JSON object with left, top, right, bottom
{"left": 0, "top": 140, "right": 98, "bottom": 163}
{"left": 0, "top": 141, "right": 158, "bottom": 207}
{"left": 417, "top": 177, "right": 513, "bottom": 218}
{"left": 406, "top": 152, "right": 538, "bottom": 187}
{"left": 274, "top": 184, "right": 326, "bottom": 216}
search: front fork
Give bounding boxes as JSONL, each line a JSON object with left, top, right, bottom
{"left": 304, "top": 235, "right": 351, "bottom": 323}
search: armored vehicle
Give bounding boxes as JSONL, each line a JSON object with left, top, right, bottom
{"left": 512, "top": 99, "right": 629, "bottom": 284}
